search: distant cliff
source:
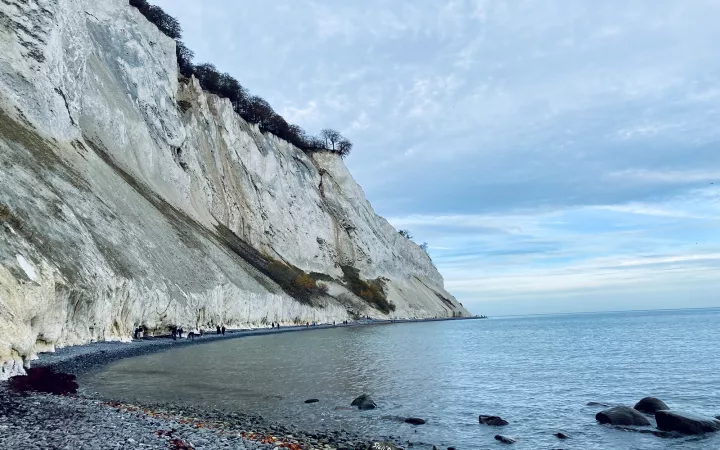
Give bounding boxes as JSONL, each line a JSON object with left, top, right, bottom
{"left": 0, "top": 0, "right": 469, "bottom": 379}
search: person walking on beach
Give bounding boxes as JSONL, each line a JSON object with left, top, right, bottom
{"left": 217, "top": 325, "right": 221, "bottom": 335}
{"left": 172, "top": 327, "right": 177, "bottom": 340}
{"left": 221, "top": 325, "right": 226, "bottom": 335}
{"left": 178, "top": 327, "right": 183, "bottom": 339}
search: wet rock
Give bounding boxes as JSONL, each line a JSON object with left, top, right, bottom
{"left": 9, "top": 367, "right": 78, "bottom": 395}
{"left": 478, "top": 415, "right": 509, "bottom": 426}
{"left": 596, "top": 406, "right": 651, "bottom": 426}
{"left": 633, "top": 397, "right": 669, "bottom": 415}
{"left": 587, "top": 402, "right": 613, "bottom": 407}
{"left": 494, "top": 435, "right": 516, "bottom": 444}
{"left": 655, "top": 410, "right": 720, "bottom": 435}
{"left": 554, "top": 432, "right": 569, "bottom": 439}
{"left": 367, "top": 442, "right": 401, "bottom": 450}
{"left": 304, "top": 399, "right": 320, "bottom": 404}
{"left": 351, "top": 394, "right": 377, "bottom": 410}
{"left": 447, "top": 447, "right": 456, "bottom": 450}
{"left": 404, "top": 418, "right": 426, "bottom": 425}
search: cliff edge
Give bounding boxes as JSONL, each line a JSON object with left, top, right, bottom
{"left": 0, "top": 0, "right": 469, "bottom": 378}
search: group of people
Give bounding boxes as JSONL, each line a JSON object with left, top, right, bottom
{"left": 171, "top": 327, "right": 184, "bottom": 340}
{"left": 270, "top": 322, "right": 281, "bottom": 329}
{"left": 216, "top": 325, "right": 226, "bottom": 335}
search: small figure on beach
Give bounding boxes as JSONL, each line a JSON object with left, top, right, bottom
{"left": 221, "top": 325, "right": 226, "bottom": 335}
{"left": 178, "top": 327, "right": 183, "bottom": 338}
{"left": 306, "top": 322, "right": 309, "bottom": 328}
{"left": 217, "top": 325, "right": 221, "bottom": 335}
{"left": 172, "top": 327, "right": 177, "bottom": 340}
{"left": 271, "top": 322, "right": 274, "bottom": 329}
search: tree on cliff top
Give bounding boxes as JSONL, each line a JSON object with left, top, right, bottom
{"left": 337, "top": 138, "right": 353, "bottom": 158}
{"left": 129, "top": 0, "right": 355, "bottom": 158}
{"left": 320, "top": 129, "right": 341, "bottom": 151}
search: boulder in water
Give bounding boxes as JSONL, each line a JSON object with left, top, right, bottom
{"left": 351, "top": 394, "right": 377, "bottom": 410}
{"left": 494, "top": 435, "right": 516, "bottom": 444}
{"left": 633, "top": 397, "right": 669, "bottom": 415}
{"left": 404, "top": 418, "right": 426, "bottom": 425}
{"left": 478, "top": 415, "right": 509, "bottom": 426}
{"left": 655, "top": 411, "right": 720, "bottom": 435}
{"left": 554, "top": 432, "right": 569, "bottom": 439}
{"left": 596, "top": 406, "right": 651, "bottom": 426}
{"left": 304, "top": 398, "right": 319, "bottom": 404}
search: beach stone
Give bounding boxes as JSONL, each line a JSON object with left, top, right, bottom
{"left": 366, "top": 442, "right": 401, "bottom": 450}
{"left": 351, "top": 394, "right": 377, "bottom": 410}
{"left": 478, "top": 415, "right": 508, "bottom": 426}
{"left": 655, "top": 410, "right": 720, "bottom": 434}
{"left": 404, "top": 418, "right": 426, "bottom": 425}
{"left": 587, "top": 402, "right": 613, "bottom": 407}
{"left": 494, "top": 434, "right": 516, "bottom": 444}
{"left": 554, "top": 432, "right": 569, "bottom": 439}
{"left": 596, "top": 406, "right": 651, "bottom": 426}
{"left": 634, "top": 397, "right": 669, "bottom": 415}
{"left": 305, "top": 399, "right": 320, "bottom": 404}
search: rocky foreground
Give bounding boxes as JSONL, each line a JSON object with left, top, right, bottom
{"left": 0, "top": 384, "right": 390, "bottom": 450}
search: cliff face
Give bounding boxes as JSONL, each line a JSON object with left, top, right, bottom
{"left": 0, "top": 0, "right": 469, "bottom": 378}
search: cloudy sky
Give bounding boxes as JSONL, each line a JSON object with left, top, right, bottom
{"left": 154, "top": 0, "right": 720, "bottom": 316}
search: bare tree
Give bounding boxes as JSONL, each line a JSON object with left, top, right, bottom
{"left": 320, "top": 129, "right": 341, "bottom": 150}
{"left": 398, "top": 229, "right": 413, "bottom": 240}
{"left": 337, "top": 139, "right": 353, "bottom": 158}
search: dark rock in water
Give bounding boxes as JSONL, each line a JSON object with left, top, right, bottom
{"left": 9, "top": 367, "right": 78, "bottom": 395}
{"left": 596, "top": 406, "right": 651, "bottom": 426}
{"left": 554, "top": 432, "right": 569, "bottom": 439}
{"left": 351, "top": 394, "right": 377, "bottom": 410}
{"left": 587, "top": 401, "right": 613, "bottom": 407}
{"left": 655, "top": 410, "right": 720, "bottom": 434}
{"left": 404, "top": 418, "right": 426, "bottom": 425}
{"left": 447, "top": 447, "right": 456, "bottom": 450}
{"left": 634, "top": 397, "right": 669, "bottom": 415}
{"left": 304, "top": 399, "right": 320, "bottom": 404}
{"left": 479, "top": 415, "right": 509, "bottom": 426}
{"left": 494, "top": 435, "right": 516, "bottom": 444}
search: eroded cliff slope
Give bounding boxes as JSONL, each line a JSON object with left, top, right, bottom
{"left": 0, "top": 0, "right": 469, "bottom": 378}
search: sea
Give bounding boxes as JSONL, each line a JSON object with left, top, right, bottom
{"left": 82, "top": 308, "right": 720, "bottom": 449}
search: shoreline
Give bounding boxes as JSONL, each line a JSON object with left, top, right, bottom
{"left": 1, "top": 317, "right": 474, "bottom": 450}
{"left": 33, "top": 316, "right": 477, "bottom": 378}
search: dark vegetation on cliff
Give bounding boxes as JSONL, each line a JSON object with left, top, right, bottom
{"left": 340, "top": 265, "right": 395, "bottom": 314}
{"left": 129, "top": 0, "right": 352, "bottom": 158}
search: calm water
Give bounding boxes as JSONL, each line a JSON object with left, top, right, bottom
{"left": 83, "top": 309, "right": 720, "bottom": 449}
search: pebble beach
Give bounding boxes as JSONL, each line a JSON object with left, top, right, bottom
{"left": 0, "top": 320, "right": 468, "bottom": 450}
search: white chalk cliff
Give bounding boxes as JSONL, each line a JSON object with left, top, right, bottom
{"left": 0, "top": 0, "right": 469, "bottom": 379}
